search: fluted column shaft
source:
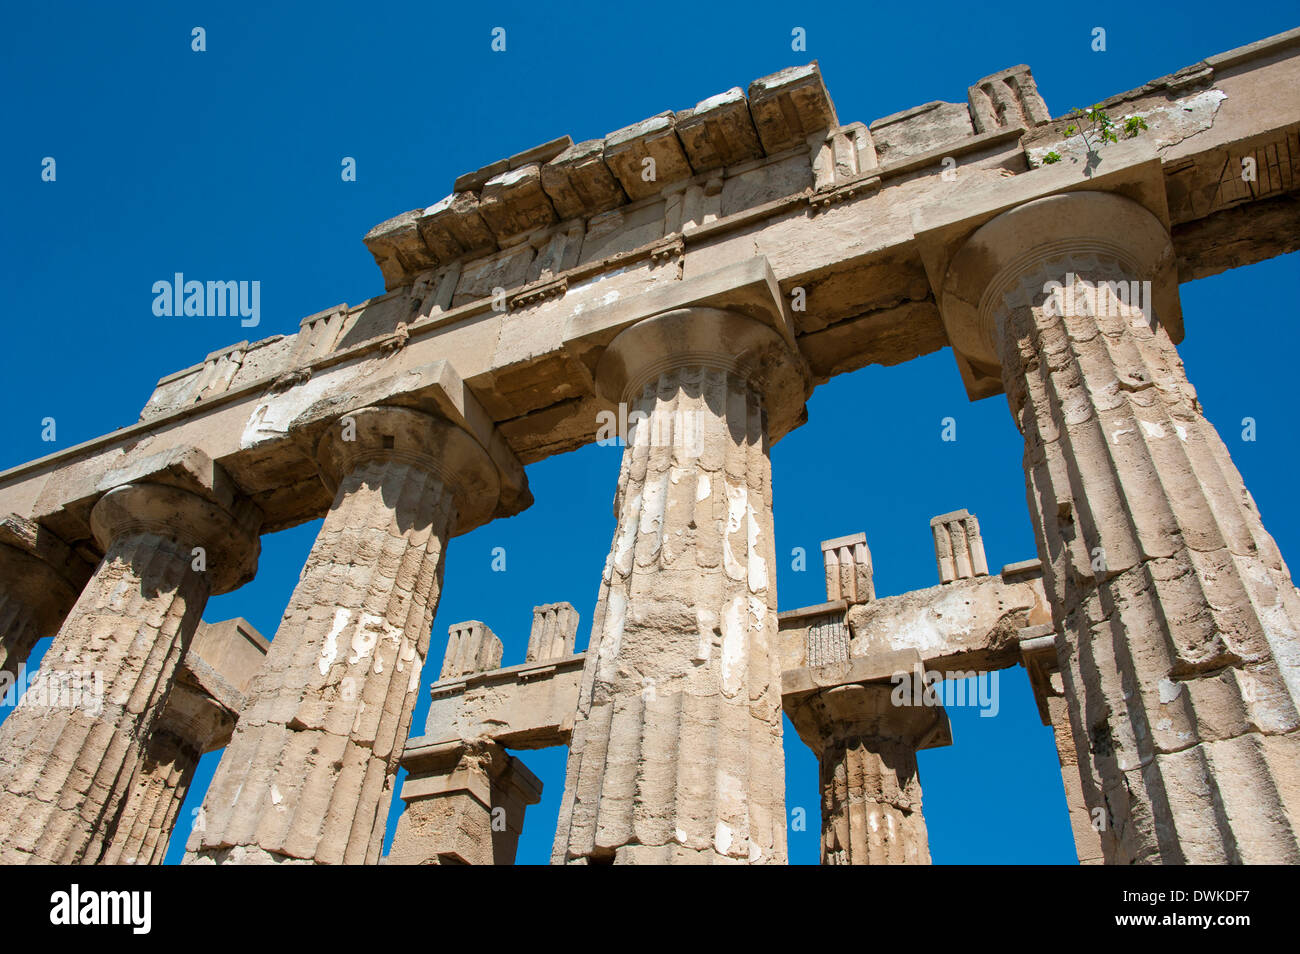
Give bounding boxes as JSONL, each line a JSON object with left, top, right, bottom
{"left": 554, "top": 307, "right": 808, "bottom": 865}
{"left": 99, "top": 729, "right": 199, "bottom": 864}
{"left": 963, "top": 193, "right": 1300, "bottom": 863}
{"left": 0, "top": 497, "right": 226, "bottom": 864}
{"left": 189, "top": 407, "right": 499, "bottom": 865}
{"left": 787, "top": 680, "right": 943, "bottom": 865}
{"left": 821, "top": 735, "right": 930, "bottom": 865}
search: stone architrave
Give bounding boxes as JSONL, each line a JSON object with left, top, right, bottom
{"left": 553, "top": 306, "right": 808, "bottom": 864}
{"left": 0, "top": 476, "right": 260, "bottom": 864}
{"left": 187, "top": 406, "right": 502, "bottom": 865}
{"left": 939, "top": 190, "right": 1300, "bottom": 863}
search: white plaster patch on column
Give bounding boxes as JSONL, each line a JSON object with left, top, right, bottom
{"left": 319, "top": 608, "right": 351, "bottom": 676}
{"left": 1174, "top": 423, "right": 1188, "bottom": 441}
{"left": 638, "top": 474, "right": 668, "bottom": 564}
{"left": 715, "top": 820, "right": 733, "bottom": 855}
{"left": 696, "top": 473, "right": 710, "bottom": 502}
{"left": 745, "top": 501, "right": 768, "bottom": 594}
{"left": 613, "top": 493, "right": 641, "bottom": 576}
{"left": 350, "top": 614, "right": 384, "bottom": 666}
{"left": 695, "top": 608, "right": 717, "bottom": 662}
{"left": 597, "top": 589, "right": 628, "bottom": 682}
{"left": 721, "top": 595, "right": 746, "bottom": 697}
{"left": 270, "top": 784, "right": 284, "bottom": 809}
{"left": 723, "top": 483, "right": 747, "bottom": 581}
{"left": 1140, "top": 420, "right": 1166, "bottom": 439}
{"left": 1111, "top": 427, "right": 1133, "bottom": 444}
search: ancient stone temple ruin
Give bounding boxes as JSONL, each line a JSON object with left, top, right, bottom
{"left": 1, "top": 27, "right": 1298, "bottom": 865}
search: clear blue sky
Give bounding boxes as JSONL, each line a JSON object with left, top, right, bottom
{"left": 2, "top": 1, "right": 1296, "bottom": 865}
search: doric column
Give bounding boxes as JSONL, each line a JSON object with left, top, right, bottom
{"left": 99, "top": 728, "right": 199, "bottom": 866}
{"left": 0, "top": 478, "right": 260, "bottom": 864}
{"left": 388, "top": 740, "right": 542, "bottom": 865}
{"left": 785, "top": 653, "right": 950, "bottom": 865}
{"left": 102, "top": 618, "right": 269, "bottom": 865}
{"left": 1021, "top": 625, "right": 1105, "bottom": 865}
{"left": 553, "top": 306, "right": 808, "bottom": 864}
{"left": 940, "top": 191, "right": 1300, "bottom": 863}
{"left": 188, "top": 406, "right": 501, "bottom": 865}
{"left": 0, "top": 515, "right": 91, "bottom": 680}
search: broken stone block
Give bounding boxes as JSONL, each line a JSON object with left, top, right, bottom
{"left": 930, "top": 509, "right": 990, "bottom": 584}
{"left": 363, "top": 210, "right": 439, "bottom": 290}
{"left": 822, "top": 532, "right": 874, "bottom": 604}
{"left": 967, "top": 65, "right": 1051, "bottom": 133}
{"left": 603, "top": 111, "right": 694, "bottom": 202}
{"left": 455, "top": 135, "right": 574, "bottom": 194}
{"left": 441, "top": 620, "right": 504, "bottom": 679}
{"left": 478, "top": 164, "right": 558, "bottom": 242}
{"left": 415, "top": 192, "right": 497, "bottom": 264}
{"left": 526, "top": 602, "right": 579, "bottom": 662}
{"left": 747, "top": 62, "right": 838, "bottom": 154}
{"left": 539, "top": 139, "right": 628, "bottom": 220}
{"left": 869, "top": 101, "right": 975, "bottom": 164}
{"left": 674, "top": 87, "right": 765, "bottom": 172}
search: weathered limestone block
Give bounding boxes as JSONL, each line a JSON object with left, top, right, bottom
{"left": 931, "top": 509, "right": 989, "bottom": 584}
{"left": 416, "top": 192, "right": 497, "bottom": 265}
{"left": 526, "top": 602, "right": 579, "bottom": 663}
{"left": 747, "top": 63, "right": 838, "bottom": 154}
{"left": 388, "top": 740, "right": 541, "bottom": 865}
{"left": 674, "top": 88, "right": 765, "bottom": 172}
{"left": 0, "top": 467, "right": 261, "bottom": 865}
{"left": 940, "top": 190, "right": 1300, "bottom": 863}
{"left": 363, "top": 210, "right": 439, "bottom": 291}
{"left": 188, "top": 406, "right": 502, "bottom": 865}
{"left": 554, "top": 306, "right": 809, "bottom": 864}
{"left": 967, "top": 64, "right": 1051, "bottom": 133}
{"left": 419, "top": 653, "right": 585, "bottom": 751}
{"left": 539, "top": 139, "right": 628, "bottom": 220}
{"left": 822, "top": 532, "right": 873, "bottom": 604}
{"left": 603, "top": 112, "right": 694, "bottom": 202}
{"left": 478, "top": 165, "right": 558, "bottom": 243}
{"left": 784, "top": 652, "right": 950, "bottom": 865}
{"left": 102, "top": 617, "right": 269, "bottom": 865}
{"left": 869, "top": 101, "right": 974, "bottom": 165}
{"left": 1020, "top": 626, "right": 1105, "bottom": 865}
{"left": 809, "top": 123, "right": 877, "bottom": 193}
{"left": 0, "top": 514, "right": 90, "bottom": 680}
{"left": 441, "top": 621, "right": 503, "bottom": 679}
{"left": 453, "top": 135, "right": 572, "bottom": 194}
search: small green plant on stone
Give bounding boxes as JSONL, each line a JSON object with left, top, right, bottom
{"left": 1041, "top": 151, "right": 1062, "bottom": 164}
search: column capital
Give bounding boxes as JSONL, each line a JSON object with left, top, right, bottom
{"left": 0, "top": 515, "right": 93, "bottom": 635}
{"left": 935, "top": 190, "right": 1181, "bottom": 398}
{"left": 787, "top": 679, "right": 951, "bottom": 757}
{"left": 593, "top": 306, "right": 809, "bottom": 441}
{"left": 315, "top": 405, "right": 500, "bottom": 535}
{"left": 89, "top": 482, "right": 262, "bottom": 595}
